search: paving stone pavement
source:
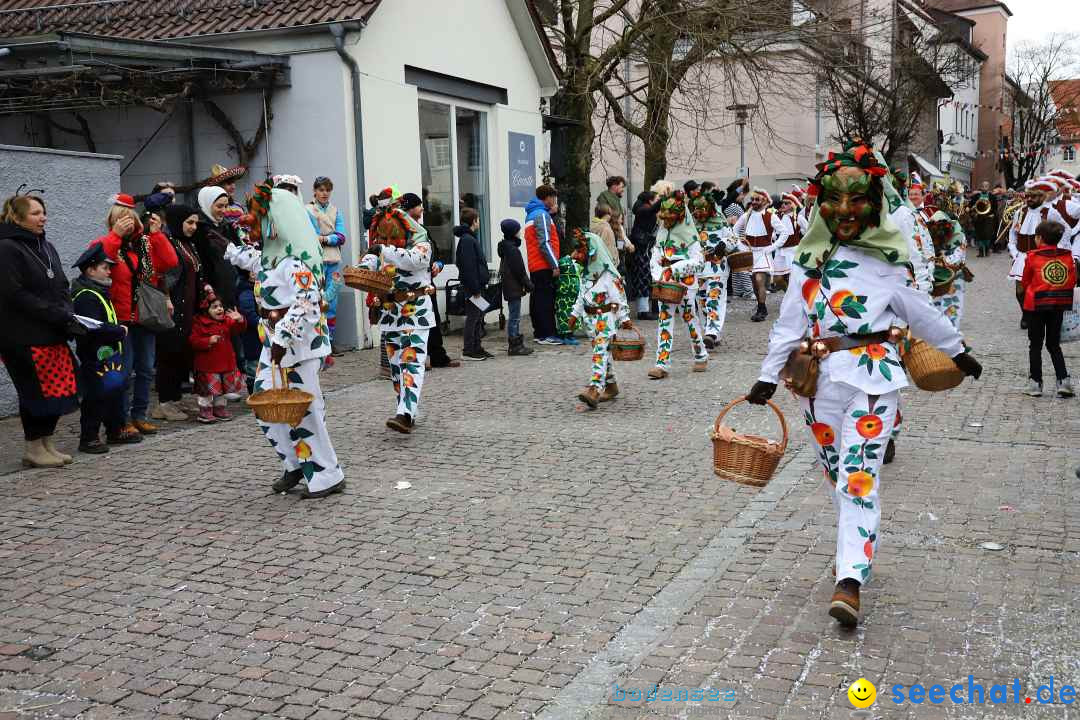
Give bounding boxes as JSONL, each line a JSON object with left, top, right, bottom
{"left": 1, "top": 252, "right": 1078, "bottom": 720}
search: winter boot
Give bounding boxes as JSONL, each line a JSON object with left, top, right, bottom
{"left": 508, "top": 335, "right": 534, "bottom": 356}
{"left": 578, "top": 387, "right": 601, "bottom": 409}
{"left": 42, "top": 436, "right": 73, "bottom": 464}
{"left": 599, "top": 383, "right": 619, "bottom": 402}
{"left": 829, "top": 579, "right": 861, "bottom": 628}
{"left": 22, "top": 439, "right": 65, "bottom": 469}
{"left": 751, "top": 304, "right": 768, "bottom": 322}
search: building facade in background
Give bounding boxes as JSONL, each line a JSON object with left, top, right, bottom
{"left": 0, "top": 0, "right": 557, "bottom": 349}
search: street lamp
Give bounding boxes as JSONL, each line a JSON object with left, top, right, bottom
{"left": 727, "top": 103, "right": 758, "bottom": 175}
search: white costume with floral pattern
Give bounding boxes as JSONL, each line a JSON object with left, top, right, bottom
{"left": 759, "top": 245, "right": 964, "bottom": 583}
{"left": 650, "top": 228, "right": 707, "bottom": 369}
{"left": 226, "top": 243, "right": 343, "bottom": 493}
{"left": 358, "top": 215, "right": 434, "bottom": 419}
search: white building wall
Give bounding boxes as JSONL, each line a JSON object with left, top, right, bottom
{"left": 938, "top": 49, "right": 982, "bottom": 188}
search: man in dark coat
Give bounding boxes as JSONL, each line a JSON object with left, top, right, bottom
{"left": 455, "top": 207, "right": 490, "bottom": 360}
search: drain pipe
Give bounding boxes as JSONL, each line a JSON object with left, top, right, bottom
{"left": 330, "top": 21, "right": 367, "bottom": 251}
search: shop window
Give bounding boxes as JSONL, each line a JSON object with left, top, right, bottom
{"left": 1065, "top": 146, "right": 1076, "bottom": 162}
{"left": 418, "top": 97, "right": 490, "bottom": 264}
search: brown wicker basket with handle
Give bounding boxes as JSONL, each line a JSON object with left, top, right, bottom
{"left": 343, "top": 266, "right": 394, "bottom": 295}
{"left": 246, "top": 365, "right": 313, "bottom": 427}
{"left": 711, "top": 397, "right": 788, "bottom": 487}
{"left": 651, "top": 281, "right": 688, "bottom": 304}
{"left": 901, "top": 336, "right": 965, "bottom": 391}
{"left": 727, "top": 251, "right": 754, "bottom": 272}
{"left": 611, "top": 325, "right": 645, "bottom": 361}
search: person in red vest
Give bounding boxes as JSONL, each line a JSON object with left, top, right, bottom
{"left": 1021, "top": 221, "right": 1076, "bottom": 398}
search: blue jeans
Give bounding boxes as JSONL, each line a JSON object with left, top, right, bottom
{"left": 507, "top": 298, "right": 521, "bottom": 338}
{"left": 122, "top": 324, "right": 156, "bottom": 422}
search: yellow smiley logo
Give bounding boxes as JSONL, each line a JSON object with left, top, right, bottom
{"left": 848, "top": 678, "right": 877, "bottom": 708}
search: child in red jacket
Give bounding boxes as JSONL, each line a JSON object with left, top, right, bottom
{"left": 1020, "top": 221, "right": 1076, "bottom": 398}
{"left": 189, "top": 286, "right": 247, "bottom": 422}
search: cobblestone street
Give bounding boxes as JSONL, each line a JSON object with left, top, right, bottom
{"left": 1, "top": 252, "right": 1078, "bottom": 720}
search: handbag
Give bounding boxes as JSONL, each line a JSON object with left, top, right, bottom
{"left": 123, "top": 248, "right": 175, "bottom": 333}
{"left": 782, "top": 345, "right": 819, "bottom": 397}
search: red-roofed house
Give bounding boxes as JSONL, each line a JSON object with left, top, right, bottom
{"left": 1049, "top": 79, "right": 1080, "bottom": 176}
{"left": 0, "top": 0, "right": 558, "bottom": 349}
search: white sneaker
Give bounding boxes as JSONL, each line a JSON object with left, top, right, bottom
{"left": 1057, "top": 377, "right": 1075, "bottom": 398}
{"left": 1023, "top": 379, "right": 1043, "bottom": 397}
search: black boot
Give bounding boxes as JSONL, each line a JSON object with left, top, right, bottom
{"left": 509, "top": 335, "right": 533, "bottom": 356}
{"left": 273, "top": 468, "right": 304, "bottom": 493}
{"left": 300, "top": 479, "right": 346, "bottom": 499}
{"left": 751, "top": 303, "right": 768, "bottom": 322}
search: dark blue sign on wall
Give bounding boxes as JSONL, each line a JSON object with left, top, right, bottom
{"left": 509, "top": 132, "right": 536, "bottom": 208}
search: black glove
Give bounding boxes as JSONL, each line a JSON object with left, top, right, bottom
{"left": 952, "top": 352, "right": 982, "bottom": 380}
{"left": 746, "top": 381, "right": 777, "bottom": 405}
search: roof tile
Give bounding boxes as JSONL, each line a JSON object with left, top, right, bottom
{"left": 0, "top": 0, "right": 381, "bottom": 39}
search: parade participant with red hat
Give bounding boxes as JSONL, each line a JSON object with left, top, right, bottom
{"left": 733, "top": 187, "right": 791, "bottom": 321}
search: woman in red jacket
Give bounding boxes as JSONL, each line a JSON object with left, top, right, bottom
{"left": 94, "top": 195, "right": 178, "bottom": 435}
{"left": 188, "top": 287, "right": 246, "bottom": 423}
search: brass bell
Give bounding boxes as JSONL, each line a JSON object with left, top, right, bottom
{"left": 405, "top": 292, "right": 416, "bottom": 301}
{"left": 799, "top": 340, "right": 811, "bottom": 353}
{"left": 811, "top": 340, "right": 830, "bottom": 359}
{"left": 887, "top": 327, "right": 904, "bottom": 344}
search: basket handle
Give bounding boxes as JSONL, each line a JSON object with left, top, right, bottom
{"left": 620, "top": 324, "right": 643, "bottom": 342}
{"left": 270, "top": 363, "right": 290, "bottom": 391}
{"left": 714, "top": 396, "right": 789, "bottom": 454}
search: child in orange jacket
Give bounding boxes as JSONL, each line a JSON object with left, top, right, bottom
{"left": 1020, "top": 221, "right": 1076, "bottom": 398}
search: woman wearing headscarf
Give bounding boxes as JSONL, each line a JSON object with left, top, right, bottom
{"left": 566, "top": 229, "right": 632, "bottom": 408}
{"left": 152, "top": 204, "right": 204, "bottom": 421}
{"left": 196, "top": 186, "right": 240, "bottom": 309}
{"left": 95, "top": 194, "right": 178, "bottom": 435}
{"left": 745, "top": 141, "right": 983, "bottom": 628}
{"left": 628, "top": 189, "right": 662, "bottom": 320}
{"left": 0, "top": 193, "right": 85, "bottom": 467}
{"left": 225, "top": 183, "right": 344, "bottom": 499}
{"left": 648, "top": 190, "right": 709, "bottom": 379}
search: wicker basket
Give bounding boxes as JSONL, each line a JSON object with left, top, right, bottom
{"left": 611, "top": 325, "right": 645, "bottom": 361}
{"left": 901, "top": 336, "right": 965, "bottom": 392}
{"left": 711, "top": 397, "right": 788, "bottom": 487}
{"left": 246, "top": 365, "right": 313, "bottom": 427}
{"left": 651, "top": 281, "right": 688, "bottom": 304}
{"left": 344, "top": 266, "right": 394, "bottom": 295}
{"left": 727, "top": 251, "right": 754, "bottom": 272}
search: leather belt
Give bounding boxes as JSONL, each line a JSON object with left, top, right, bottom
{"left": 811, "top": 329, "right": 894, "bottom": 356}
{"left": 583, "top": 303, "right": 619, "bottom": 315}
{"left": 746, "top": 234, "right": 771, "bottom": 248}
{"left": 385, "top": 286, "right": 435, "bottom": 302}
{"left": 1016, "top": 234, "right": 1036, "bottom": 253}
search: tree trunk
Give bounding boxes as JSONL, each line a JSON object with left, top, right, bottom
{"left": 642, "top": 121, "right": 670, "bottom": 190}
{"left": 551, "top": 73, "right": 597, "bottom": 234}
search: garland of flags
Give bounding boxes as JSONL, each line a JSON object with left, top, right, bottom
{"left": 939, "top": 98, "right": 1080, "bottom": 114}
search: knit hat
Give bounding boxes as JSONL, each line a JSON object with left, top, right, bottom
{"left": 500, "top": 218, "right": 521, "bottom": 236}
{"left": 723, "top": 203, "right": 743, "bottom": 220}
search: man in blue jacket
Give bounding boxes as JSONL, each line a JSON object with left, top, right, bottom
{"left": 524, "top": 185, "right": 561, "bottom": 345}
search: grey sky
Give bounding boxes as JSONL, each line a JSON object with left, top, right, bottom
{"left": 1006, "top": 0, "right": 1080, "bottom": 56}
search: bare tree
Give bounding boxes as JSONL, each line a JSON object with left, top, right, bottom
{"left": 1001, "top": 33, "right": 1080, "bottom": 189}
{"left": 821, "top": 3, "right": 962, "bottom": 166}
